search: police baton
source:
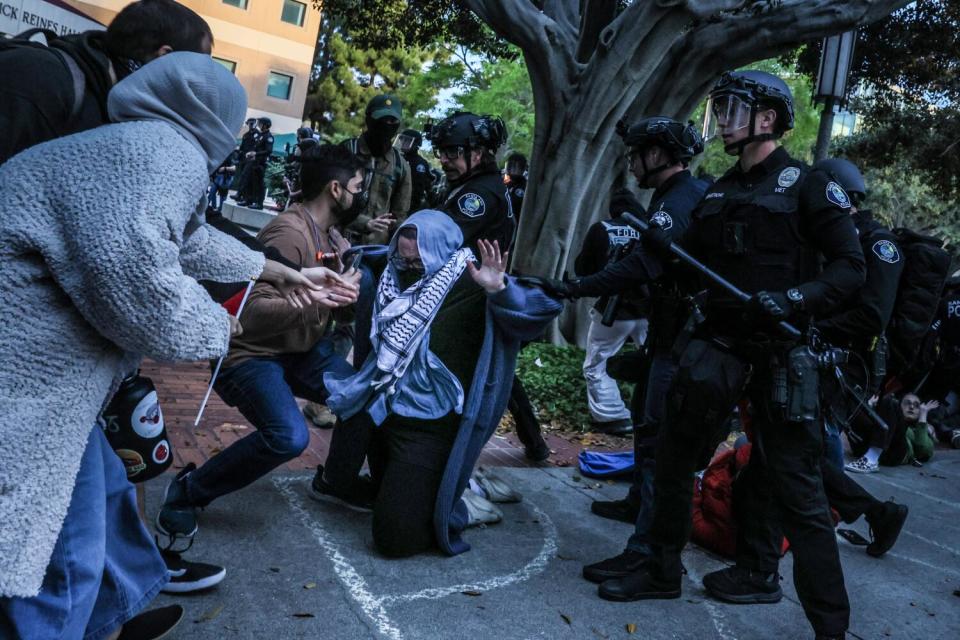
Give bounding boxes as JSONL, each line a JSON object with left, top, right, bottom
{"left": 619, "top": 213, "right": 889, "bottom": 432}
{"left": 619, "top": 212, "right": 801, "bottom": 339}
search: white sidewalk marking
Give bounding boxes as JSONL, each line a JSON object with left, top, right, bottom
{"left": 379, "top": 502, "right": 558, "bottom": 605}
{"left": 684, "top": 560, "right": 739, "bottom": 640}
{"left": 275, "top": 477, "right": 559, "bottom": 638}
{"left": 274, "top": 477, "right": 404, "bottom": 640}
{"left": 861, "top": 474, "right": 960, "bottom": 510}
{"left": 903, "top": 530, "right": 960, "bottom": 558}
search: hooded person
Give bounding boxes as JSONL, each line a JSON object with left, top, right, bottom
{"left": 315, "top": 210, "right": 562, "bottom": 558}
{"left": 0, "top": 52, "right": 340, "bottom": 638}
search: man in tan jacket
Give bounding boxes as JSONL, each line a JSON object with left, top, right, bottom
{"left": 342, "top": 94, "right": 412, "bottom": 245}
{"left": 157, "top": 145, "right": 366, "bottom": 539}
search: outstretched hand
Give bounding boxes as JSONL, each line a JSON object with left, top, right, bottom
{"left": 276, "top": 266, "right": 359, "bottom": 309}
{"left": 467, "top": 239, "right": 509, "bottom": 294}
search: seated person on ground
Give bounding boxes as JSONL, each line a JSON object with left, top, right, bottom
{"left": 846, "top": 393, "right": 938, "bottom": 473}
{"left": 317, "top": 210, "right": 562, "bottom": 558}
{"left": 157, "top": 145, "right": 364, "bottom": 542}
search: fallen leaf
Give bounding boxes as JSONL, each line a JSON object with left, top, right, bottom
{"left": 560, "top": 612, "right": 572, "bottom": 625}
{"left": 194, "top": 605, "right": 223, "bottom": 623}
{"left": 461, "top": 590, "right": 482, "bottom": 596}
{"left": 269, "top": 567, "right": 280, "bottom": 572}
{"left": 626, "top": 623, "right": 637, "bottom": 634}
{"left": 303, "top": 582, "right": 317, "bottom": 590}
{"left": 572, "top": 475, "right": 581, "bottom": 482}
{"left": 292, "top": 612, "right": 315, "bottom": 618}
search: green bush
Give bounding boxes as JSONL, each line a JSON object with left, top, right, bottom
{"left": 516, "top": 343, "right": 633, "bottom": 432}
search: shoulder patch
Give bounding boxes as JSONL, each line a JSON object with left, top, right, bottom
{"left": 514, "top": 187, "right": 524, "bottom": 198}
{"left": 650, "top": 208, "right": 674, "bottom": 231}
{"left": 416, "top": 164, "right": 427, "bottom": 173}
{"left": 705, "top": 192, "right": 724, "bottom": 200}
{"left": 872, "top": 239, "right": 901, "bottom": 264}
{"left": 825, "top": 181, "right": 851, "bottom": 209}
{"left": 778, "top": 167, "right": 800, "bottom": 188}
{"left": 457, "top": 192, "right": 486, "bottom": 218}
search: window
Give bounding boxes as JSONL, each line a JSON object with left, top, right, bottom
{"left": 213, "top": 57, "right": 236, "bottom": 74}
{"left": 267, "top": 72, "right": 293, "bottom": 100}
{"left": 281, "top": 0, "right": 306, "bottom": 26}
{"left": 222, "top": 0, "right": 248, "bottom": 9}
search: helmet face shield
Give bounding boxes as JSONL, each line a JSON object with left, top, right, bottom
{"left": 395, "top": 133, "right": 417, "bottom": 153}
{"left": 704, "top": 94, "right": 753, "bottom": 141}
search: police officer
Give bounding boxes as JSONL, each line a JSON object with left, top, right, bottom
{"left": 545, "top": 117, "right": 710, "bottom": 581}
{"left": 816, "top": 158, "right": 905, "bottom": 472}
{"left": 247, "top": 117, "right": 274, "bottom": 210}
{"left": 617, "top": 71, "right": 861, "bottom": 640}
{"left": 427, "top": 111, "right": 514, "bottom": 253}
{"left": 232, "top": 118, "right": 259, "bottom": 206}
{"left": 504, "top": 152, "right": 528, "bottom": 218}
{"left": 705, "top": 157, "right": 909, "bottom": 607}
{"left": 396, "top": 129, "right": 432, "bottom": 211}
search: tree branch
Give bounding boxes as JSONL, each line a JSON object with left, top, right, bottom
{"left": 543, "top": 0, "right": 581, "bottom": 34}
{"left": 459, "top": 0, "right": 552, "bottom": 53}
{"left": 575, "top": 0, "right": 615, "bottom": 62}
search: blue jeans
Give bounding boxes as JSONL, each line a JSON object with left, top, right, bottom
{"left": 626, "top": 351, "right": 678, "bottom": 555}
{"left": 187, "top": 338, "right": 353, "bottom": 507}
{"left": 0, "top": 427, "right": 167, "bottom": 640}
{"left": 822, "top": 417, "right": 845, "bottom": 470}
{"left": 352, "top": 263, "right": 377, "bottom": 368}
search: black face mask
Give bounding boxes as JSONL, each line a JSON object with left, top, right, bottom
{"left": 366, "top": 117, "right": 400, "bottom": 154}
{"left": 335, "top": 185, "right": 369, "bottom": 227}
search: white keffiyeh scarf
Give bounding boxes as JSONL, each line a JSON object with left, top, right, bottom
{"left": 372, "top": 247, "right": 475, "bottom": 394}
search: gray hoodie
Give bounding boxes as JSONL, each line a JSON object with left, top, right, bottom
{"left": 0, "top": 51, "right": 262, "bottom": 597}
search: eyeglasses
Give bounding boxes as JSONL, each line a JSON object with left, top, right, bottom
{"left": 433, "top": 146, "right": 465, "bottom": 160}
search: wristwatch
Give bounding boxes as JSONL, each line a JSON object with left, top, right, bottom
{"left": 786, "top": 287, "right": 805, "bottom": 312}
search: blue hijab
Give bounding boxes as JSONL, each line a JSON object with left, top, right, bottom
{"left": 323, "top": 210, "right": 469, "bottom": 425}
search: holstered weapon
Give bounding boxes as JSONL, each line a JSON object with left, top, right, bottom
{"left": 598, "top": 242, "right": 631, "bottom": 327}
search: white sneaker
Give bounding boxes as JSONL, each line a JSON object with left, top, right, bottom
{"left": 845, "top": 456, "right": 879, "bottom": 474}
{"left": 471, "top": 467, "right": 522, "bottom": 503}
{"left": 461, "top": 489, "right": 503, "bottom": 527}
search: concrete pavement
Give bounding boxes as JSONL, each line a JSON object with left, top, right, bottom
{"left": 147, "top": 451, "right": 960, "bottom": 639}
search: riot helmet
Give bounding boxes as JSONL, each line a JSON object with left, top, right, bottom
{"left": 396, "top": 129, "right": 423, "bottom": 154}
{"left": 505, "top": 152, "right": 528, "bottom": 180}
{"left": 426, "top": 112, "right": 507, "bottom": 157}
{"left": 618, "top": 116, "right": 703, "bottom": 186}
{"left": 704, "top": 70, "right": 794, "bottom": 154}
{"left": 257, "top": 116, "right": 272, "bottom": 130}
{"left": 815, "top": 158, "right": 866, "bottom": 205}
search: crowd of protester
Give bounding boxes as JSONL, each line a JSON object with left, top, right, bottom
{"left": 1, "top": 2, "right": 958, "bottom": 639}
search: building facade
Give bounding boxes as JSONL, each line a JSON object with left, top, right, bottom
{"left": 6, "top": 0, "right": 321, "bottom": 134}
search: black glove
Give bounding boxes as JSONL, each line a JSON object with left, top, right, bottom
{"left": 746, "top": 291, "right": 792, "bottom": 322}
{"left": 515, "top": 276, "right": 579, "bottom": 300}
{"left": 640, "top": 223, "right": 672, "bottom": 256}
{"left": 609, "top": 188, "right": 646, "bottom": 217}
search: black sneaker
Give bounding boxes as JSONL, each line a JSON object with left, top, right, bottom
{"left": 583, "top": 549, "right": 651, "bottom": 584}
{"left": 309, "top": 464, "right": 374, "bottom": 512}
{"left": 703, "top": 565, "right": 782, "bottom": 604}
{"left": 117, "top": 604, "right": 184, "bottom": 640}
{"left": 598, "top": 567, "right": 681, "bottom": 601}
{"left": 524, "top": 440, "right": 551, "bottom": 462}
{"left": 590, "top": 497, "right": 640, "bottom": 524}
{"left": 156, "top": 464, "right": 198, "bottom": 540}
{"left": 590, "top": 418, "right": 634, "bottom": 436}
{"left": 866, "top": 501, "right": 908, "bottom": 557}
{"left": 160, "top": 550, "right": 226, "bottom": 593}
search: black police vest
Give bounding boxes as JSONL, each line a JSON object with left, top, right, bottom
{"left": 691, "top": 160, "right": 818, "bottom": 314}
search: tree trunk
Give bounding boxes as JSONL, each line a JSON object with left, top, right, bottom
{"left": 466, "top": 0, "right": 913, "bottom": 344}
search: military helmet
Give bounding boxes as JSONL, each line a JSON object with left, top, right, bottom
{"left": 709, "top": 70, "right": 795, "bottom": 133}
{"left": 617, "top": 116, "right": 704, "bottom": 164}
{"left": 426, "top": 112, "right": 507, "bottom": 153}
{"left": 815, "top": 158, "right": 866, "bottom": 200}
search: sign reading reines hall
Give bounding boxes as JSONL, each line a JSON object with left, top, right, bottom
{"left": 1, "top": 0, "right": 103, "bottom": 38}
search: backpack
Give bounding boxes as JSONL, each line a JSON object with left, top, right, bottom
{"left": 345, "top": 137, "right": 406, "bottom": 192}
{"left": 0, "top": 29, "right": 87, "bottom": 126}
{"left": 887, "top": 227, "right": 953, "bottom": 376}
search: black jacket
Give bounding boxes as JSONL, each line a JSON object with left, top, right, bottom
{"left": 441, "top": 168, "right": 516, "bottom": 255}
{"left": 0, "top": 31, "right": 113, "bottom": 164}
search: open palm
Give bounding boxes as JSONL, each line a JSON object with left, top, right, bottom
{"left": 467, "top": 239, "right": 509, "bottom": 294}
